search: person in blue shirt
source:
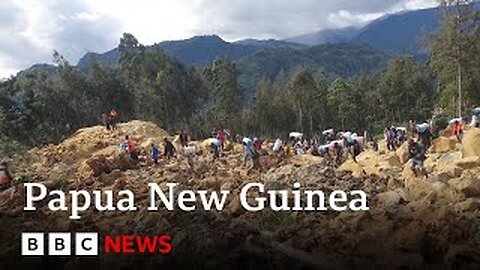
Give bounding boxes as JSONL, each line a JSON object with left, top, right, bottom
{"left": 151, "top": 144, "right": 160, "bottom": 165}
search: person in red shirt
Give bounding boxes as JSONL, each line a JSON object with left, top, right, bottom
{"left": 110, "top": 109, "right": 118, "bottom": 118}
{"left": 451, "top": 120, "right": 464, "bottom": 142}
{"left": 125, "top": 135, "right": 138, "bottom": 161}
{"left": 109, "top": 109, "right": 118, "bottom": 130}
{"left": 253, "top": 137, "right": 262, "bottom": 151}
{"left": 0, "top": 161, "right": 12, "bottom": 190}
{"left": 216, "top": 129, "right": 226, "bottom": 149}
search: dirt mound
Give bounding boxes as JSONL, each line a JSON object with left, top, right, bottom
{"left": 337, "top": 149, "right": 402, "bottom": 177}
{"left": 396, "top": 142, "right": 409, "bottom": 163}
{"left": 26, "top": 120, "right": 169, "bottom": 175}
{"left": 462, "top": 128, "right": 480, "bottom": 157}
{"left": 1, "top": 121, "right": 479, "bottom": 269}
{"left": 431, "top": 136, "right": 459, "bottom": 153}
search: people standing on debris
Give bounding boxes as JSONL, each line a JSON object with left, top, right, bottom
{"left": 101, "top": 114, "right": 110, "bottom": 131}
{"left": 396, "top": 127, "right": 407, "bottom": 146}
{"left": 318, "top": 144, "right": 329, "bottom": 157}
{"left": 253, "top": 137, "right": 263, "bottom": 151}
{"left": 216, "top": 129, "right": 226, "bottom": 149}
{"left": 251, "top": 146, "right": 262, "bottom": 171}
{"left": 331, "top": 142, "right": 343, "bottom": 167}
{"left": 372, "top": 139, "right": 379, "bottom": 152}
{"left": 415, "top": 123, "right": 432, "bottom": 149}
{"left": 450, "top": 119, "right": 464, "bottom": 142}
{"left": 179, "top": 131, "right": 189, "bottom": 147}
{"left": 210, "top": 138, "right": 222, "bottom": 160}
{"left": 150, "top": 144, "right": 160, "bottom": 165}
{"left": 408, "top": 119, "right": 416, "bottom": 137}
{"left": 471, "top": 107, "right": 480, "bottom": 128}
{"left": 272, "top": 138, "right": 283, "bottom": 152}
{"left": 184, "top": 144, "right": 196, "bottom": 170}
{"left": 294, "top": 139, "right": 305, "bottom": 155}
{"left": 385, "top": 127, "right": 396, "bottom": 151}
{"left": 163, "top": 138, "right": 176, "bottom": 160}
{"left": 303, "top": 137, "right": 310, "bottom": 151}
{"left": 322, "top": 129, "right": 334, "bottom": 144}
{"left": 407, "top": 138, "right": 428, "bottom": 178}
{"left": 0, "top": 161, "right": 12, "bottom": 190}
{"left": 125, "top": 136, "right": 138, "bottom": 162}
{"left": 348, "top": 139, "right": 361, "bottom": 163}
{"left": 471, "top": 115, "right": 479, "bottom": 128}
{"left": 283, "top": 143, "right": 292, "bottom": 157}
{"left": 235, "top": 134, "right": 242, "bottom": 144}
{"left": 109, "top": 109, "right": 118, "bottom": 130}
{"left": 242, "top": 137, "right": 253, "bottom": 166}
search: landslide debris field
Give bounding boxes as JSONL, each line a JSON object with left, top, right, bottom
{"left": 1, "top": 120, "right": 479, "bottom": 269}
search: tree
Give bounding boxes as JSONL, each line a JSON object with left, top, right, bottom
{"left": 313, "top": 71, "right": 330, "bottom": 131}
{"left": 88, "top": 61, "right": 134, "bottom": 120}
{"left": 289, "top": 67, "right": 320, "bottom": 134}
{"left": 378, "top": 58, "right": 435, "bottom": 123}
{"left": 203, "top": 59, "right": 244, "bottom": 131}
{"left": 351, "top": 74, "right": 378, "bottom": 133}
{"left": 429, "top": 0, "right": 480, "bottom": 116}
{"left": 327, "top": 78, "right": 360, "bottom": 131}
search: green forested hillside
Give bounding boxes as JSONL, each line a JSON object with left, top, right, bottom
{"left": 0, "top": 4, "right": 479, "bottom": 155}
{"left": 237, "top": 43, "right": 390, "bottom": 96}
{"left": 77, "top": 37, "right": 389, "bottom": 96}
{"left": 77, "top": 35, "right": 302, "bottom": 73}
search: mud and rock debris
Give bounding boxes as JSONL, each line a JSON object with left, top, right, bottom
{"left": 1, "top": 121, "right": 479, "bottom": 269}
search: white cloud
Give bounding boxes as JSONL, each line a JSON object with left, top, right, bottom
{"left": 0, "top": 0, "right": 439, "bottom": 78}
{"left": 327, "top": 10, "right": 386, "bottom": 28}
{"left": 0, "top": 0, "right": 120, "bottom": 77}
{"left": 399, "top": 0, "right": 439, "bottom": 10}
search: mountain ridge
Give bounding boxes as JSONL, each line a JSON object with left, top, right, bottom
{"left": 284, "top": 6, "right": 440, "bottom": 54}
{"left": 74, "top": 4, "right": 447, "bottom": 73}
{"left": 76, "top": 35, "right": 303, "bottom": 72}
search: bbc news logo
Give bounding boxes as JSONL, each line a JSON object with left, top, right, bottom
{"left": 22, "top": 233, "right": 172, "bottom": 256}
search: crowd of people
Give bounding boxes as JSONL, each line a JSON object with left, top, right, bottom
{"left": 385, "top": 126, "right": 407, "bottom": 151}
{"left": 114, "top": 105, "right": 480, "bottom": 178}
{"left": 120, "top": 136, "right": 177, "bottom": 165}
{"left": 0, "top": 107, "right": 478, "bottom": 191}
{"left": 230, "top": 106, "right": 480, "bottom": 178}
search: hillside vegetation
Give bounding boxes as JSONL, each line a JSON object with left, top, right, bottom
{"left": 1, "top": 120, "right": 479, "bottom": 268}
{"left": 0, "top": 4, "right": 479, "bottom": 155}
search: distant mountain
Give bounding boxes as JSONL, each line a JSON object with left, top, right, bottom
{"left": 285, "top": 6, "right": 441, "bottom": 55}
{"left": 158, "top": 35, "right": 256, "bottom": 67}
{"left": 17, "top": 63, "right": 57, "bottom": 76}
{"left": 285, "top": 26, "right": 362, "bottom": 46}
{"left": 236, "top": 43, "right": 391, "bottom": 96}
{"left": 76, "top": 36, "right": 390, "bottom": 97}
{"left": 77, "top": 49, "right": 119, "bottom": 72}
{"left": 76, "top": 4, "right": 447, "bottom": 75}
{"left": 77, "top": 35, "right": 303, "bottom": 72}
{"left": 234, "top": 38, "right": 304, "bottom": 49}
{"left": 352, "top": 8, "right": 439, "bottom": 55}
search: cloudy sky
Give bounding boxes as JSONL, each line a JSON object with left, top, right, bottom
{"left": 0, "top": 0, "right": 437, "bottom": 78}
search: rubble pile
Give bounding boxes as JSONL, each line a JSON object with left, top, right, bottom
{"left": 0, "top": 121, "right": 479, "bottom": 269}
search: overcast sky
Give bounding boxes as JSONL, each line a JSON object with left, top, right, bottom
{"left": 0, "top": 0, "right": 437, "bottom": 79}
